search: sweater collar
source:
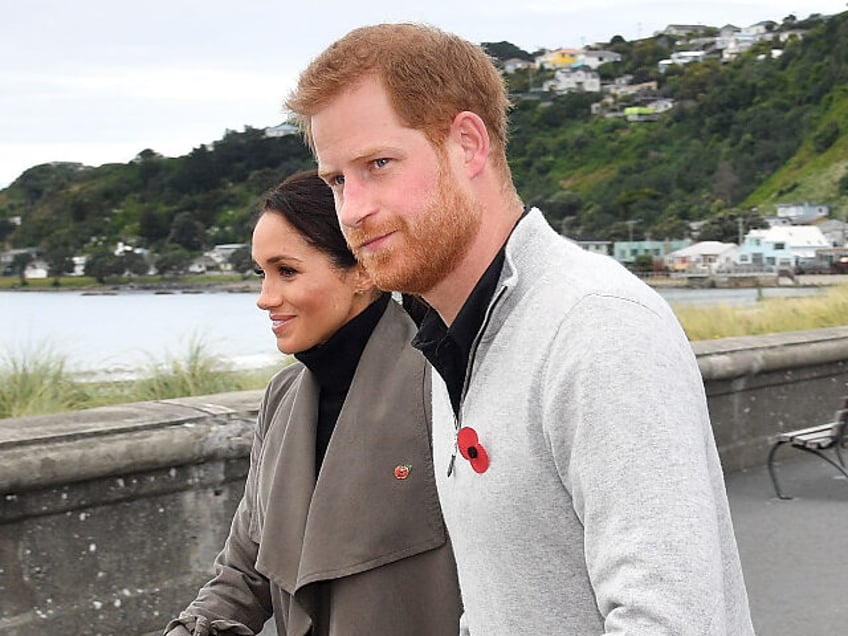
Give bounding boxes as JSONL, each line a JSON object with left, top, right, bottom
{"left": 294, "top": 293, "right": 390, "bottom": 390}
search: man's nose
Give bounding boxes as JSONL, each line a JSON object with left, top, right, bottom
{"left": 336, "top": 177, "right": 374, "bottom": 229}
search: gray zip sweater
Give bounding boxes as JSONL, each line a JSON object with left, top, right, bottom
{"left": 432, "top": 209, "right": 754, "bottom": 635}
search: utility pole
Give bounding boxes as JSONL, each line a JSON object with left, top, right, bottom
{"left": 626, "top": 219, "right": 640, "bottom": 242}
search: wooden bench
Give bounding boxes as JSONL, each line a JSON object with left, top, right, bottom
{"left": 767, "top": 397, "right": 848, "bottom": 499}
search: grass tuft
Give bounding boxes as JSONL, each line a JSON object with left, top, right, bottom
{"left": 0, "top": 345, "right": 91, "bottom": 418}
{"left": 130, "top": 335, "right": 276, "bottom": 401}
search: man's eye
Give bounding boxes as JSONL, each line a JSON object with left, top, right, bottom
{"left": 331, "top": 174, "right": 345, "bottom": 186}
{"left": 374, "top": 158, "right": 389, "bottom": 168}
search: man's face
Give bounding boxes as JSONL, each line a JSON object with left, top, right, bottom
{"left": 312, "top": 76, "right": 481, "bottom": 296}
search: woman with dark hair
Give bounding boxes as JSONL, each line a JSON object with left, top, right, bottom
{"left": 164, "top": 171, "right": 462, "bottom": 636}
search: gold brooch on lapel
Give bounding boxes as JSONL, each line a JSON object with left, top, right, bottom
{"left": 393, "top": 464, "right": 412, "bottom": 480}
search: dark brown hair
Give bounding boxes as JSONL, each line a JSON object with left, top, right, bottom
{"left": 260, "top": 170, "right": 356, "bottom": 270}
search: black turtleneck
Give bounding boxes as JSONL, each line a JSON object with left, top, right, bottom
{"left": 294, "top": 293, "right": 390, "bottom": 475}
{"left": 411, "top": 208, "right": 529, "bottom": 416}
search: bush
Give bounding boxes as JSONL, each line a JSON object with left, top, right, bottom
{"left": 813, "top": 120, "right": 840, "bottom": 153}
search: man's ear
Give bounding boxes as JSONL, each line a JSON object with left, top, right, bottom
{"left": 450, "top": 111, "right": 490, "bottom": 178}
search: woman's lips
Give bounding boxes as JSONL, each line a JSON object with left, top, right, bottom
{"left": 270, "top": 315, "right": 294, "bottom": 336}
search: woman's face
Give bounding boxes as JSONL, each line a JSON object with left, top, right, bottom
{"left": 252, "top": 211, "right": 369, "bottom": 354}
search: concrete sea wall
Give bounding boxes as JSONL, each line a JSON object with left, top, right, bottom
{"left": 1, "top": 326, "right": 847, "bottom": 635}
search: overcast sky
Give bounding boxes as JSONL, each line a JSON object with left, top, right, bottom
{"left": 1, "top": 0, "right": 846, "bottom": 188}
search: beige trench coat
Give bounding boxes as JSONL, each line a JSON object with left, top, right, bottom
{"left": 168, "top": 301, "right": 462, "bottom": 635}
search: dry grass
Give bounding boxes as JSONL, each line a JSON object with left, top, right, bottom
{"left": 0, "top": 338, "right": 280, "bottom": 419}
{"left": 673, "top": 284, "right": 848, "bottom": 340}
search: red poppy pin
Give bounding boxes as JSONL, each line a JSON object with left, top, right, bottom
{"left": 457, "top": 426, "right": 490, "bottom": 474}
{"left": 394, "top": 464, "right": 412, "bottom": 480}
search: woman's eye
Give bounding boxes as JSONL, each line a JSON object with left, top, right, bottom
{"left": 252, "top": 266, "right": 265, "bottom": 279}
{"left": 279, "top": 266, "right": 298, "bottom": 278}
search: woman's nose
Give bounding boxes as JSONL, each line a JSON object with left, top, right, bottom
{"left": 256, "top": 280, "right": 280, "bottom": 311}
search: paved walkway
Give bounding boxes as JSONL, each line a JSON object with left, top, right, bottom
{"left": 726, "top": 453, "right": 848, "bottom": 635}
{"left": 244, "top": 454, "right": 848, "bottom": 636}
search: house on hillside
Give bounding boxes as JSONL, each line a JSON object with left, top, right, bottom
{"left": 535, "top": 48, "right": 581, "bottom": 69}
{"left": 816, "top": 218, "right": 848, "bottom": 247}
{"left": 606, "top": 79, "right": 658, "bottom": 98}
{"left": 742, "top": 21, "right": 777, "bottom": 36}
{"left": 502, "top": 58, "right": 533, "bottom": 74}
{"left": 715, "top": 24, "right": 742, "bottom": 48}
{"left": 775, "top": 202, "right": 829, "bottom": 224}
{"left": 188, "top": 254, "right": 220, "bottom": 274}
{"left": 665, "top": 241, "right": 738, "bottom": 273}
{"left": 663, "top": 24, "right": 712, "bottom": 37}
{"left": 543, "top": 67, "right": 600, "bottom": 94}
{"left": 658, "top": 50, "right": 708, "bottom": 72}
{"left": 613, "top": 239, "right": 691, "bottom": 265}
{"left": 201, "top": 243, "right": 248, "bottom": 272}
{"left": 779, "top": 30, "right": 806, "bottom": 43}
{"left": 264, "top": 122, "right": 299, "bottom": 138}
{"left": 578, "top": 49, "right": 622, "bottom": 69}
{"left": 574, "top": 238, "right": 613, "bottom": 256}
{"left": 625, "top": 106, "right": 661, "bottom": 122}
{"left": 734, "top": 225, "right": 830, "bottom": 271}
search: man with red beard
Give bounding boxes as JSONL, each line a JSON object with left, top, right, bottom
{"left": 287, "top": 23, "right": 754, "bottom": 635}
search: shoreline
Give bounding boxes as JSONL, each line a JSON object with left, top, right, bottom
{"left": 5, "top": 274, "right": 848, "bottom": 294}
{"left": 2, "top": 277, "right": 262, "bottom": 294}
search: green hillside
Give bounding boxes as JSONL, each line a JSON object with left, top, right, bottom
{"left": 2, "top": 10, "right": 847, "bottom": 268}
{"left": 504, "top": 10, "right": 848, "bottom": 240}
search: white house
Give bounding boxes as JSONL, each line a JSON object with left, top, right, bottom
{"left": 815, "top": 218, "right": 848, "bottom": 247}
{"left": 613, "top": 239, "right": 692, "bottom": 264}
{"left": 776, "top": 202, "right": 829, "bottom": 224}
{"left": 543, "top": 67, "right": 601, "bottom": 93}
{"left": 24, "top": 259, "right": 48, "bottom": 279}
{"left": 658, "top": 50, "right": 708, "bottom": 72}
{"left": 779, "top": 30, "right": 806, "bottom": 43}
{"left": 663, "top": 24, "right": 711, "bottom": 37}
{"left": 742, "top": 20, "right": 777, "bottom": 36}
{"left": 264, "top": 122, "right": 299, "bottom": 138}
{"left": 502, "top": 58, "right": 532, "bottom": 74}
{"left": 715, "top": 24, "right": 742, "bottom": 49}
{"left": 606, "top": 79, "right": 658, "bottom": 98}
{"left": 577, "top": 49, "right": 622, "bottom": 69}
{"left": 665, "top": 241, "right": 738, "bottom": 273}
{"left": 575, "top": 239, "right": 613, "bottom": 256}
{"left": 735, "top": 225, "right": 830, "bottom": 270}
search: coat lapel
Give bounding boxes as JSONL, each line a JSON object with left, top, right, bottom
{"left": 253, "top": 368, "right": 318, "bottom": 594}
{"left": 255, "top": 301, "right": 446, "bottom": 598}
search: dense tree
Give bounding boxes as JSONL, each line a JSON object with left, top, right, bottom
{"left": 228, "top": 245, "right": 254, "bottom": 275}
{"left": 0, "top": 218, "right": 15, "bottom": 244}
{"left": 155, "top": 247, "right": 193, "bottom": 277}
{"left": 11, "top": 251, "right": 33, "bottom": 285}
{"left": 42, "top": 229, "right": 78, "bottom": 284}
{"left": 167, "top": 211, "right": 207, "bottom": 252}
{"left": 482, "top": 41, "right": 534, "bottom": 62}
{"left": 84, "top": 249, "right": 124, "bottom": 283}
{"left": 122, "top": 251, "right": 150, "bottom": 277}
